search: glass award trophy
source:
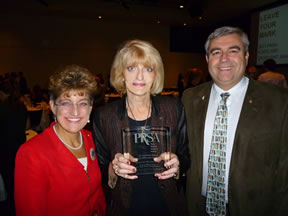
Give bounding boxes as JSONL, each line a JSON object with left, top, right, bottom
{"left": 122, "top": 126, "right": 171, "bottom": 175}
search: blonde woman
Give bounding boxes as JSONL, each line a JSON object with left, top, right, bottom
{"left": 93, "top": 40, "right": 190, "bottom": 216}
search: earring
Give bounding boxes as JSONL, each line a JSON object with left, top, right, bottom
{"left": 54, "top": 116, "right": 57, "bottom": 122}
{"left": 88, "top": 119, "right": 90, "bottom": 123}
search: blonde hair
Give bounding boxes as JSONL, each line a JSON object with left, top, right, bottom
{"left": 49, "top": 64, "right": 97, "bottom": 102}
{"left": 110, "top": 40, "right": 164, "bottom": 95}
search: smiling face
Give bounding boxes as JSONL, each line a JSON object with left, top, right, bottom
{"left": 206, "top": 33, "right": 249, "bottom": 90}
{"left": 123, "top": 64, "right": 155, "bottom": 97}
{"left": 50, "top": 90, "right": 92, "bottom": 136}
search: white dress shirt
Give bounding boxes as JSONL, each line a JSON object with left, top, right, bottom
{"left": 202, "top": 77, "right": 249, "bottom": 202}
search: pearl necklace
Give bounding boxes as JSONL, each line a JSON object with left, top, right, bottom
{"left": 53, "top": 125, "right": 83, "bottom": 150}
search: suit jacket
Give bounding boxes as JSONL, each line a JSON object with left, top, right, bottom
{"left": 92, "top": 95, "right": 190, "bottom": 216}
{"left": 182, "top": 78, "right": 288, "bottom": 216}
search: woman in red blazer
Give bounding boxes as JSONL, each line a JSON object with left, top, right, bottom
{"left": 14, "top": 64, "right": 106, "bottom": 216}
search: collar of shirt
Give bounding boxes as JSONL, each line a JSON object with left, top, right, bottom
{"left": 211, "top": 76, "right": 249, "bottom": 107}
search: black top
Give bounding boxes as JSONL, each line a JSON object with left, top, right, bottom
{"left": 128, "top": 117, "right": 170, "bottom": 216}
{"left": 92, "top": 95, "right": 190, "bottom": 216}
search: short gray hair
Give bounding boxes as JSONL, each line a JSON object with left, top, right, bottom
{"left": 204, "top": 26, "right": 250, "bottom": 55}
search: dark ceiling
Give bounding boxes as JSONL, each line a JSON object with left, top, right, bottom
{"left": 0, "top": 0, "right": 284, "bottom": 27}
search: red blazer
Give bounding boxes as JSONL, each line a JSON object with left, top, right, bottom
{"left": 15, "top": 122, "right": 106, "bottom": 216}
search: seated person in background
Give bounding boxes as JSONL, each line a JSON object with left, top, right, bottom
{"left": 258, "top": 58, "right": 287, "bottom": 87}
{"left": 15, "top": 64, "right": 106, "bottom": 216}
{"left": 93, "top": 75, "right": 106, "bottom": 108}
{"left": 246, "top": 65, "right": 259, "bottom": 80}
{"left": 178, "top": 67, "right": 204, "bottom": 97}
{"left": 0, "top": 74, "right": 27, "bottom": 216}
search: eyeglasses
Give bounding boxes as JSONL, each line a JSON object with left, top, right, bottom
{"left": 55, "top": 100, "right": 91, "bottom": 110}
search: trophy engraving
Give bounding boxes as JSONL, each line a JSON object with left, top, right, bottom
{"left": 122, "top": 126, "right": 171, "bottom": 175}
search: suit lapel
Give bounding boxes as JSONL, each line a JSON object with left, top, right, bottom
{"left": 193, "top": 83, "right": 212, "bottom": 182}
{"left": 229, "top": 79, "right": 260, "bottom": 177}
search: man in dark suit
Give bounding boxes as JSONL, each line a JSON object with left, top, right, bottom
{"left": 182, "top": 26, "right": 288, "bottom": 216}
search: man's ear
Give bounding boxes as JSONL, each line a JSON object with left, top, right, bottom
{"left": 245, "top": 52, "right": 250, "bottom": 66}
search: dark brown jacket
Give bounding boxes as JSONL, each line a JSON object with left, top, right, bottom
{"left": 182, "top": 78, "right": 288, "bottom": 216}
{"left": 92, "top": 95, "right": 190, "bottom": 216}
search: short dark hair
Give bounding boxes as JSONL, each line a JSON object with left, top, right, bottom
{"left": 49, "top": 64, "right": 97, "bottom": 102}
{"left": 263, "top": 59, "right": 276, "bottom": 71}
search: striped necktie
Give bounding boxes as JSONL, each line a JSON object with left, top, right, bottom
{"left": 206, "top": 92, "right": 230, "bottom": 216}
